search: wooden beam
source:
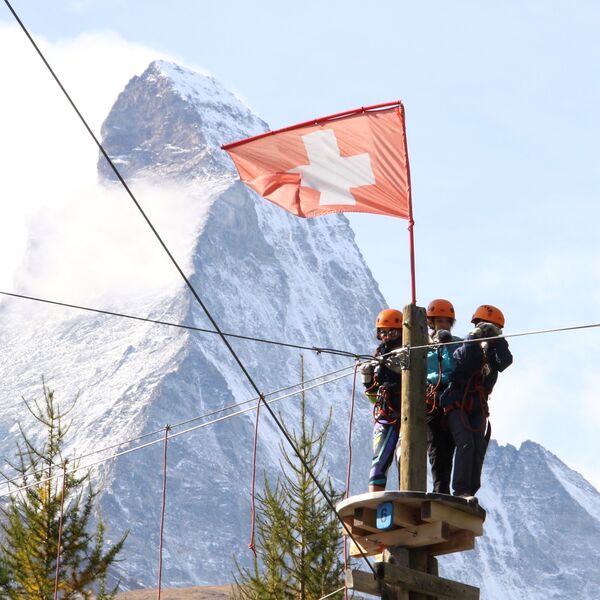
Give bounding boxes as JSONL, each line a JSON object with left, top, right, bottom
{"left": 347, "top": 565, "right": 480, "bottom": 600}
{"left": 342, "top": 515, "right": 371, "bottom": 537}
{"left": 364, "top": 521, "right": 450, "bottom": 548}
{"left": 421, "top": 501, "right": 484, "bottom": 536}
{"left": 354, "top": 504, "right": 421, "bottom": 533}
{"left": 399, "top": 304, "right": 429, "bottom": 600}
{"left": 354, "top": 507, "right": 381, "bottom": 533}
{"left": 346, "top": 568, "right": 380, "bottom": 596}
{"left": 399, "top": 304, "right": 428, "bottom": 492}
{"left": 349, "top": 538, "right": 384, "bottom": 557}
{"left": 428, "top": 530, "right": 475, "bottom": 556}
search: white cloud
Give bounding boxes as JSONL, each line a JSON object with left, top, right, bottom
{"left": 0, "top": 24, "right": 215, "bottom": 308}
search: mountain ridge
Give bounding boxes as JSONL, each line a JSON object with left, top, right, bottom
{"left": 0, "top": 59, "right": 597, "bottom": 598}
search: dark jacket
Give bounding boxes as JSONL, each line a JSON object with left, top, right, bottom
{"left": 439, "top": 334, "right": 513, "bottom": 410}
{"left": 373, "top": 338, "right": 404, "bottom": 392}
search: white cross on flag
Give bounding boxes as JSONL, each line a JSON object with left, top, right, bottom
{"left": 223, "top": 102, "right": 411, "bottom": 219}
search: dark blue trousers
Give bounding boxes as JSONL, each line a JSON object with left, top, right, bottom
{"left": 447, "top": 407, "right": 487, "bottom": 496}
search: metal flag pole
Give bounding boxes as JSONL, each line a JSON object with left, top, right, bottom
{"left": 398, "top": 102, "right": 417, "bottom": 305}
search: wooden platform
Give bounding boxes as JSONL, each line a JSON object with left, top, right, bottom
{"left": 337, "top": 491, "right": 486, "bottom": 558}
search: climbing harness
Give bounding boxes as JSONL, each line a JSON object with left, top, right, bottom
{"left": 425, "top": 348, "right": 444, "bottom": 416}
{"left": 373, "top": 385, "right": 400, "bottom": 426}
{"left": 444, "top": 343, "right": 491, "bottom": 433}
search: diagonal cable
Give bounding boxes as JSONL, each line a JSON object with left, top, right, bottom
{"left": 0, "top": 290, "right": 369, "bottom": 359}
{"left": 2, "top": 0, "right": 376, "bottom": 573}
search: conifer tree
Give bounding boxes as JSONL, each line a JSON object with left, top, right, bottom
{"left": 233, "top": 357, "right": 345, "bottom": 600}
{"left": 0, "top": 382, "right": 127, "bottom": 599}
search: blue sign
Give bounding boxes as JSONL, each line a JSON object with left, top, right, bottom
{"left": 376, "top": 501, "right": 394, "bottom": 530}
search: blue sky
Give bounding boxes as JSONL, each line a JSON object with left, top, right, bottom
{"left": 1, "top": 1, "right": 599, "bottom": 488}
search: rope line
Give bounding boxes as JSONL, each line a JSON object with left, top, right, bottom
{"left": 343, "top": 363, "right": 359, "bottom": 600}
{"left": 376, "top": 321, "right": 600, "bottom": 361}
{"left": 53, "top": 461, "right": 68, "bottom": 600}
{"left": 156, "top": 426, "right": 170, "bottom": 600}
{"left": 247, "top": 394, "right": 262, "bottom": 557}
{"left": 2, "top": 6, "right": 376, "bottom": 573}
{"left": 317, "top": 587, "right": 346, "bottom": 600}
{"left": 0, "top": 373, "right": 356, "bottom": 497}
{"left": 0, "top": 291, "right": 368, "bottom": 359}
{"left": 0, "top": 363, "right": 359, "bottom": 489}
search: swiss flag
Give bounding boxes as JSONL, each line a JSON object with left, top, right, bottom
{"left": 222, "top": 102, "right": 411, "bottom": 219}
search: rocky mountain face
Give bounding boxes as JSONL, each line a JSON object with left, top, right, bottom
{"left": 440, "top": 440, "right": 600, "bottom": 598}
{"left": 0, "top": 60, "right": 382, "bottom": 589}
{"left": 0, "top": 60, "right": 598, "bottom": 598}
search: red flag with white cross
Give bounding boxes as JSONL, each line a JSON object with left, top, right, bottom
{"left": 222, "top": 102, "right": 411, "bottom": 219}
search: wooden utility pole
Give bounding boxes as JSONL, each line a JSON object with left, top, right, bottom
{"left": 399, "top": 303, "right": 428, "bottom": 491}
{"left": 396, "top": 303, "right": 429, "bottom": 600}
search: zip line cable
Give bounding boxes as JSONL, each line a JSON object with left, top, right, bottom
{"left": 3, "top": 1, "right": 377, "bottom": 574}
{"left": 374, "top": 320, "right": 600, "bottom": 361}
{"left": 0, "top": 290, "right": 369, "bottom": 360}
{"left": 2, "top": 290, "right": 595, "bottom": 365}
{"left": 0, "top": 368, "right": 357, "bottom": 497}
{"left": 0, "top": 362, "right": 359, "bottom": 487}
{"left": 3, "top": 314, "right": 596, "bottom": 491}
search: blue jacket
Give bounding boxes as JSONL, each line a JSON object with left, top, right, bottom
{"left": 439, "top": 335, "right": 513, "bottom": 410}
{"left": 427, "top": 335, "right": 462, "bottom": 388}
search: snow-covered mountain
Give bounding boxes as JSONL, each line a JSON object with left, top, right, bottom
{"left": 441, "top": 440, "right": 600, "bottom": 598}
{"left": 0, "top": 60, "right": 382, "bottom": 588}
{"left": 0, "top": 60, "right": 598, "bottom": 598}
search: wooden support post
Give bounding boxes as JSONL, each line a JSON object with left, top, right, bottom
{"left": 399, "top": 303, "right": 428, "bottom": 491}
{"left": 347, "top": 566, "right": 480, "bottom": 600}
{"left": 399, "top": 303, "right": 428, "bottom": 599}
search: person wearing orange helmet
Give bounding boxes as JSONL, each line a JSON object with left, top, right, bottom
{"left": 361, "top": 308, "right": 404, "bottom": 492}
{"left": 425, "top": 299, "right": 461, "bottom": 495}
{"left": 439, "top": 305, "right": 513, "bottom": 501}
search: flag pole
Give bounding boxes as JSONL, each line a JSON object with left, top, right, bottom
{"left": 399, "top": 103, "right": 417, "bottom": 305}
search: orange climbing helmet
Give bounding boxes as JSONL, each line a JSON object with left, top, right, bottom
{"left": 426, "top": 299, "right": 455, "bottom": 320}
{"left": 471, "top": 305, "right": 505, "bottom": 328}
{"left": 376, "top": 308, "right": 403, "bottom": 329}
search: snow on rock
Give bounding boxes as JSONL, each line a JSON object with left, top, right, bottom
{"left": 0, "top": 60, "right": 383, "bottom": 588}
{"left": 1, "top": 59, "right": 600, "bottom": 598}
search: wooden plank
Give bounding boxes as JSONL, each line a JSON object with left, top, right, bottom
{"left": 365, "top": 521, "right": 450, "bottom": 548}
{"left": 355, "top": 504, "right": 420, "bottom": 532}
{"left": 349, "top": 538, "right": 384, "bottom": 557}
{"left": 346, "top": 568, "right": 380, "bottom": 596}
{"left": 428, "top": 530, "right": 475, "bottom": 556}
{"left": 342, "top": 515, "right": 371, "bottom": 538}
{"left": 337, "top": 491, "right": 486, "bottom": 522}
{"left": 392, "top": 504, "right": 421, "bottom": 528}
{"left": 380, "top": 563, "right": 480, "bottom": 600}
{"left": 421, "top": 501, "right": 484, "bottom": 536}
{"left": 347, "top": 566, "right": 480, "bottom": 600}
{"left": 427, "top": 556, "right": 438, "bottom": 577}
{"left": 354, "top": 507, "right": 381, "bottom": 533}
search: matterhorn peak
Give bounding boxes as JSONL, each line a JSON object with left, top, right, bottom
{"left": 98, "top": 60, "right": 267, "bottom": 181}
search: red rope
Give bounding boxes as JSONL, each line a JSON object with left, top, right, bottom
{"left": 343, "top": 363, "right": 359, "bottom": 600}
{"left": 157, "top": 425, "right": 170, "bottom": 600}
{"left": 53, "top": 460, "right": 68, "bottom": 600}
{"left": 248, "top": 394, "right": 264, "bottom": 557}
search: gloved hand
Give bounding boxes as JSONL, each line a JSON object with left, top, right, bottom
{"left": 468, "top": 327, "right": 484, "bottom": 340}
{"left": 433, "top": 329, "right": 452, "bottom": 344}
{"left": 360, "top": 360, "right": 377, "bottom": 386}
{"left": 385, "top": 347, "right": 409, "bottom": 373}
{"left": 477, "top": 322, "right": 502, "bottom": 338}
